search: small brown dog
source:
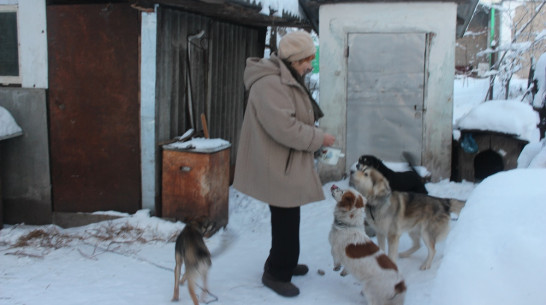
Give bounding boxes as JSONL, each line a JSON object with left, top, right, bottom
{"left": 172, "top": 218, "right": 215, "bottom": 303}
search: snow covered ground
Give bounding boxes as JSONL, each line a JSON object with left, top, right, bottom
{"left": 1, "top": 75, "right": 545, "bottom": 305}
{"left": 1, "top": 170, "right": 544, "bottom": 305}
{"left": 0, "top": 178, "right": 475, "bottom": 305}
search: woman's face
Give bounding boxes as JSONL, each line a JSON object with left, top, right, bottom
{"left": 291, "top": 56, "right": 315, "bottom": 76}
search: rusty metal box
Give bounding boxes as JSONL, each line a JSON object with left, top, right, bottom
{"left": 161, "top": 142, "right": 230, "bottom": 230}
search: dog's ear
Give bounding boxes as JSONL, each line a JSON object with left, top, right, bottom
{"left": 355, "top": 194, "right": 366, "bottom": 208}
{"left": 359, "top": 155, "right": 370, "bottom": 165}
{"left": 372, "top": 156, "right": 381, "bottom": 168}
{"left": 371, "top": 170, "right": 391, "bottom": 197}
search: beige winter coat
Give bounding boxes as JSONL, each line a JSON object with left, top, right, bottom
{"left": 233, "top": 54, "right": 326, "bottom": 207}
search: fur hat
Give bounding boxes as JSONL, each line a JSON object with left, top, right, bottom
{"left": 278, "top": 31, "right": 316, "bottom": 63}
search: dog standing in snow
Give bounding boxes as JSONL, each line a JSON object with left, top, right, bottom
{"left": 329, "top": 185, "right": 406, "bottom": 305}
{"left": 350, "top": 165, "right": 465, "bottom": 270}
{"left": 172, "top": 218, "right": 215, "bottom": 304}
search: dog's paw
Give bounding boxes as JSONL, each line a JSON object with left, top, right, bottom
{"left": 171, "top": 289, "right": 179, "bottom": 302}
{"left": 340, "top": 269, "right": 348, "bottom": 277}
{"left": 420, "top": 262, "right": 432, "bottom": 270}
{"left": 399, "top": 252, "right": 410, "bottom": 258}
{"left": 333, "top": 265, "right": 341, "bottom": 272}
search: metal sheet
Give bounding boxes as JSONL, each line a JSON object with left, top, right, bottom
{"left": 346, "top": 32, "right": 426, "bottom": 166}
{"left": 47, "top": 4, "right": 141, "bottom": 213}
{"left": 0, "top": 88, "right": 51, "bottom": 225}
{"left": 156, "top": 7, "right": 265, "bottom": 169}
{"left": 161, "top": 148, "right": 229, "bottom": 231}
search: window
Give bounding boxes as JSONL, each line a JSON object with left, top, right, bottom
{"left": 0, "top": 5, "right": 20, "bottom": 85}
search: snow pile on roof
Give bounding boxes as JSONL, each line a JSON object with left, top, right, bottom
{"left": 0, "top": 106, "right": 22, "bottom": 140}
{"left": 454, "top": 99, "right": 540, "bottom": 142}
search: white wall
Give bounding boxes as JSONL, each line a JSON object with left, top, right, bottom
{"left": 499, "top": 1, "right": 516, "bottom": 48}
{"left": 141, "top": 9, "right": 157, "bottom": 213}
{"left": 318, "top": 2, "right": 457, "bottom": 182}
{"left": 0, "top": 0, "right": 48, "bottom": 88}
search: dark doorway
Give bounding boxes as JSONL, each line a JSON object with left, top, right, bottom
{"left": 474, "top": 149, "right": 504, "bottom": 181}
{"left": 47, "top": 3, "right": 141, "bottom": 213}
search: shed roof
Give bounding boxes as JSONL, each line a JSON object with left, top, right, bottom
{"left": 300, "top": 0, "right": 479, "bottom": 38}
{"left": 132, "top": 0, "right": 312, "bottom": 28}
{"left": 132, "top": 0, "right": 478, "bottom": 37}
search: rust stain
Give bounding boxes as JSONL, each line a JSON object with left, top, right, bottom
{"left": 161, "top": 148, "right": 230, "bottom": 231}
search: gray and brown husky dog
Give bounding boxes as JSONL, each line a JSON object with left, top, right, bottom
{"left": 350, "top": 165, "right": 465, "bottom": 270}
{"left": 172, "top": 218, "right": 215, "bottom": 303}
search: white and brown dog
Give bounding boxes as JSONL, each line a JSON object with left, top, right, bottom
{"left": 329, "top": 185, "right": 406, "bottom": 305}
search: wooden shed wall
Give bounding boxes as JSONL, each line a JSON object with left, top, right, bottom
{"left": 156, "top": 6, "right": 266, "bottom": 168}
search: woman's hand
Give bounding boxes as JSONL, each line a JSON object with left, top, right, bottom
{"left": 323, "top": 133, "right": 336, "bottom": 147}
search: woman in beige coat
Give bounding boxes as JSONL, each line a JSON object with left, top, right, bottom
{"left": 233, "top": 31, "right": 335, "bottom": 297}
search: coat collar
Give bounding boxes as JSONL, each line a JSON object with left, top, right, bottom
{"left": 270, "top": 53, "right": 303, "bottom": 89}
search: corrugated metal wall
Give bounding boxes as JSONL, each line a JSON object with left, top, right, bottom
{"left": 156, "top": 6, "right": 266, "bottom": 167}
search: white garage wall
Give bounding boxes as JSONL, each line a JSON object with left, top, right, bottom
{"left": 318, "top": 2, "right": 457, "bottom": 182}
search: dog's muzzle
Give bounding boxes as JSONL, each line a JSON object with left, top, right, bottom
{"left": 330, "top": 184, "right": 342, "bottom": 198}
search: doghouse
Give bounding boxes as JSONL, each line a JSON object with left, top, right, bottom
{"left": 452, "top": 130, "right": 528, "bottom": 182}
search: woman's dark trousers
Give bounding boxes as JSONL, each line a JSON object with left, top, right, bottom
{"left": 264, "top": 205, "right": 300, "bottom": 282}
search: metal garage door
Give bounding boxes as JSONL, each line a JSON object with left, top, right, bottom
{"left": 47, "top": 3, "right": 141, "bottom": 213}
{"left": 346, "top": 32, "right": 427, "bottom": 168}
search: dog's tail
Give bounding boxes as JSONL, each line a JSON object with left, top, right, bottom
{"left": 448, "top": 199, "right": 466, "bottom": 219}
{"left": 401, "top": 151, "right": 419, "bottom": 172}
{"left": 402, "top": 151, "right": 430, "bottom": 191}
